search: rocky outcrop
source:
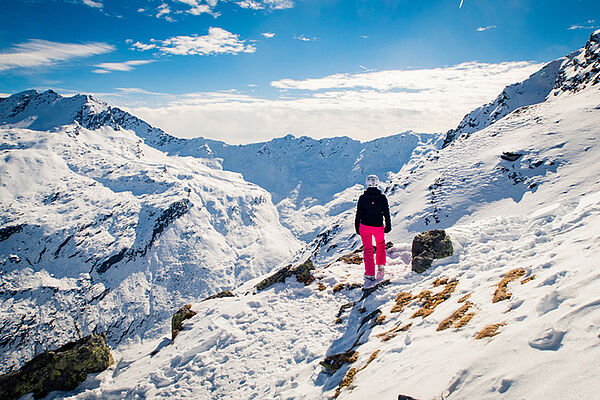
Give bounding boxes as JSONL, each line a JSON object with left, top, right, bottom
{"left": 172, "top": 304, "right": 197, "bottom": 340}
{"left": 411, "top": 230, "right": 453, "bottom": 273}
{"left": 0, "top": 333, "right": 114, "bottom": 400}
{"left": 554, "top": 29, "right": 600, "bottom": 94}
{"left": 202, "top": 289, "right": 235, "bottom": 302}
{"left": 255, "top": 259, "right": 315, "bottom": 291}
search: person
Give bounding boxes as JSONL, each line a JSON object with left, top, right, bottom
{"left": 355, "top": 175, "right": 391, "bottom": 280}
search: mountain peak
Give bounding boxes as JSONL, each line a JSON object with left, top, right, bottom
{"left": 553, "top": 28, "right": 600, "bottom": 95}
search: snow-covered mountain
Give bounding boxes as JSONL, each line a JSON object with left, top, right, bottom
{"left": 1, "top": 28, "right": 600, "bottom": 400}
{"left": 44, "top": 30, "right": 599, "bottom": 400}
{"left": 0, "top": 94, "right": 302, "bottom": 373}
{"left": 442, "top": 30, "right": 600, "bottom": 149}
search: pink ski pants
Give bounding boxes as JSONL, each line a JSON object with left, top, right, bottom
{"left": 359, "top": 223, "right": 386, "bottom": 276}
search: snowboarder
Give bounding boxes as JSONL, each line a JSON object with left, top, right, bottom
{"left": 355, "top": 175, "right": 391, "bottom": 280}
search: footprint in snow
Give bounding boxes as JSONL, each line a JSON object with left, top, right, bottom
{"left": 529, "top": 327, "right": 565, "bottom": 351}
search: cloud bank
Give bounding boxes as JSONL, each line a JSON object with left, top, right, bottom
{"left": 93, "top": 60, "right": 155, "bottom": 74}
{"left": 131, "top": 28, "right": 256, "bottom": 56}
{"left": 0, "top": 39, "right": 114, "bottom": 71}
{"left": 120, "top": 61, "right": 544, "bottom": 144}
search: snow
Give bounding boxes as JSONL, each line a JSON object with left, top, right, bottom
{"left": 38, "top": 185, "right": 600, "bottom": 399}
{"left": 0, "top": 108, "right": 300, "bottom": 372}
{"left": 2, "top": 29, "right": 600, "bottom": 400}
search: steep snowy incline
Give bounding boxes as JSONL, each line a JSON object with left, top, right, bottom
{"left": 442, "top": 29, "right": 600, "bottom": 149}
{"left": 45, "top": 117, "right": 600, "bottom": 399}
{"left": 0, "top": 122, "right": 300, "bottom": 374}
{"left": 441, "top": 59, "right": 564, "bottom": 148}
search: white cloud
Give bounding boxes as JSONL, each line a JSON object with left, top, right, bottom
{"left": 568, "top": 24, "right": 597, "bottom": 30}
{"left": 262, "top": 32, "right": 276, "bottom": 38}
{"left": 237, "top": 0, "right": 293, "bottom": 10}
{"left": 295, "top": 34, "right": 315, "bottom": 42}
{"left": 174, "top": 0, "right": 216, "bottom": 15}
{"left": 131, "top": 41, "right": 158, "bottom": 51}
{"left": 0, "top": 39, "right": 114, "bottom": 71}
{"left": 125, "top": 61, "right": 544, "bottom": 144}
{"left": 93, "top": 59, "right": 155, "bottom": 73}
{"left": 147, "top": 0, "right": 292, "bottom": 20}
{"left": 477, "top": 25, "right": 496, "bottom": 32}
{"left": 114, "top": 87, "right": 164, "bottom": 95}
{"left": 82, "top": 0, "right": 103, "bottom": 9}
{"left": 132, "top": 28, "right": 255, "bottom": 56}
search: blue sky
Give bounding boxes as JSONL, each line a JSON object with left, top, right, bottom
{"left": 1, "top": 0, "right": 599, "bottom": 143}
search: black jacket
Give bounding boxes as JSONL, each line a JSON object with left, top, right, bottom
{"left": 355, "top": 187, "right": 391, "bottom": 233}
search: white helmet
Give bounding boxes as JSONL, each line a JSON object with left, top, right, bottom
{"left": 366, "top": 175, "right": 379, "bottom": 188}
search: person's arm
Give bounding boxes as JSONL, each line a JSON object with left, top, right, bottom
{"left": 355, "top": 196, "right": 362, "bottom": 234}
{"left": 383, "top": 195, "right": 391, "bottom": 233}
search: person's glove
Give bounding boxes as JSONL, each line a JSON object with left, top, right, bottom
{"left": 384, "top": 225, "right": 391, "bottom": 233}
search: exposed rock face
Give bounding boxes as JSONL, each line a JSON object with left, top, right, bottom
{"left": 171, "top": 304, "right": 197, "bottom": 340}
{"left": 255, "top": 259, "right": 315, "bottom": 291}
{"left": 0, "top": 333, "right": 114, "bottom": 400}
{"left": 411, "top": 229, "right": 453, "bottom": 273}
{"left": 554, "top": 30, "right": 600, "bottom": 94}
{"left": 202, "top": 289, "right": 235, "bottom": 302}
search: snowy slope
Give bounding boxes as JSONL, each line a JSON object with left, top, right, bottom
{"left": 440, "top": 58, "right": 564, "bottom": 148}
{"left": 28, "top": 30, "right": 600, "bottom": 400}
{"left": 0, "top": 109, "right": 300, "bottom": 373}
{"left": 442, "top": 30, "right": 600, "bottom": 149}
{"left": 0, "top": 89, "right": 438, "bottom": 240}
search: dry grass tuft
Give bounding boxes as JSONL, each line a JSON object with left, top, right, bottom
{"left": 377, "top": 322, "right": 412, "bottom": 342}
{"left": 437, "top": 302, "right": 473, "bottom": 331}
{"left": 475, "top": 323, "right": 506, "bottom": 339}
{"left": 337, "top": 253, "right": 363, "bottom": 265}
{"left": 457, "top": 292, "right": 472, "bottom": 303}
{"left": 521, "top": 275, "right": 536, "bottom": 284}
{"left": 334, "top": 350, "right": 380, "bottom": 398}
{"left": 411, "top": 280, "right": 459, "bottom": 319}
{"left": 432, "top": 277, "right": 449, "bottom": 287}
{"left": 317, "top": 283, "right": 327, "bottom": 291}
{"left": 493, "top": 268, "right": 526, "bottom": 303}
{"left": 390, "top": 292, "right": 413, "bottom": 313}
{"left": 454, "top": 312, "right": 475, "bottom": 328}
{"left": 375, "top": 314, "right": 386, "bottom": 325}
{"left": 333, "top": 282, "right": 362, "bottom": 293}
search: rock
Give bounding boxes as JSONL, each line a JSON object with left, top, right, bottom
{"left": 500, "top": 152, "right": 523, "bottom": 161}
{"left": 411, "top": 230, "right": 453, "bottom": 273}
{"left": 202, "top": 289, "right": 235, "bottom": 302}
{"left": 255, "top": 259, "right": 315, "bottom": 291}
{"left": 172, "top": 304, "right": 197, "bottom": 340}
{"left": 0, "top": 333, "right": 114, "bottom": 400}
{"left": 320, "top": 350, "right": 359, "bottom": 373}
{"left": 398, "top": 395, "right": 419, "bottom": 400}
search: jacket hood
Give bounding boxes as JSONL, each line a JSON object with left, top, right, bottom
{"left": 364, "top": 187, "right": 382, "bottom": 195}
